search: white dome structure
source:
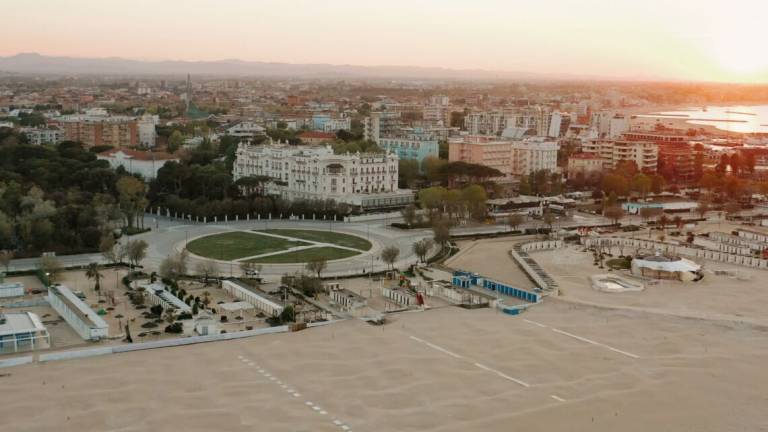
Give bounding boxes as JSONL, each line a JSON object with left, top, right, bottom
{"left": 631, "top": 252, "right": 703, "bottom": 282}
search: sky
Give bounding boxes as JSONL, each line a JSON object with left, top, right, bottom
{"left": 2, "top": 0, "right": 768, "bottom": 83}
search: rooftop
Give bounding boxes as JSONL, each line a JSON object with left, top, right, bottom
{"left": 98, "top": 148, "right": 178, "bottom": 161}
{"left": 0, "top": 312, "right": 46, "bottom": 337}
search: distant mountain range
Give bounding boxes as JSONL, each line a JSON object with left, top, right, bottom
{"left": 0, "top": 52, "right": 599, "bottom": 81}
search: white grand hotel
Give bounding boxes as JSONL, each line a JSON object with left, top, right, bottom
{"left": 233, "top": 142, "right": 413, "bottom": 210}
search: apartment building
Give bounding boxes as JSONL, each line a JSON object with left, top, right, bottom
{"left": 582, "top": 139, "right": 658, "bottom": 172}
{"left": 378, "top": 130, "right": 439, "bottom": 164}
{"left": 21, "top": 127, "right": 63, "bottom": 145}
{"left": 465, "top": 106, "right": 556, "bottom": 137}
{"left": 364, "top": 111, "right": 401, "bottom": 143}
{"left": 509, "top": 137, "right": 559, "bottom": 176}
{"left": 57, "top": 114, "right": 141, "bottom": 148}
{"left": 449, "top": 135, "right": 515, "bottom": 178}
{"left": 233, "top": 142, "right": 413, "bottom": 209}
{"left": 567, "top": 153, "right": 604, "bottom": 179}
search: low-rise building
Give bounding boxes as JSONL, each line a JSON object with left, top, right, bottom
{"left": 226, "top": 121, "right": 266, "bottom": 139}
{"left": 97, "top": 148, "right": 179, "bottom": 180}
{"left": 298, "top": 131, "right": 336, "bottom": 145}
{"left": 0, "top": 312, "right": 50, "bottom": 353}
{"left": 0, "top": 282, "right": 25, "bottom": 298}
{"left": 47, "top": 284, "right": 109, "bottom": 341}
{"left": 139, "top": 282, "right": 191, "bottom": 313}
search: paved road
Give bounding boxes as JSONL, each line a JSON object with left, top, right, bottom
{"left": 7, "top": 210, "right": 611, "bottom": 279}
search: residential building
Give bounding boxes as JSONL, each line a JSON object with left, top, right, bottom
{"left": 448, "top": 135, "right": 514, "bottom": 178}
{"left": 509, "top": 137, "right": 559, "bottom": 176}
{"left": 464, "top": 111, "right": 507, "bottom": 135}
{"left": 47, "top": 284, "right": 109, "bottom": 341}
{"left": 57, "top": 111, "right": 142, "bottom": 148}
{"left": 658, "top": 142, "right": 695, "bottom": 181}
{"left": 608, "top": 114, "right": 630, "bottom": 138}
{"left": 21, "top": 127, "right": 63, "bottom": 145}
{"left": 97, "top": 148, "right": 180, "bottom": 180}
{"left": 322, "top": 117, "right": 352, "bottom": 133}
{"left": 378, "top": 131, "right": 439, "bottom": 164}
{"left": 582, "top": 139, "right": 658, "bottom": 172}
{"left": 137, "top": 114, "right": 158, "bottom": 147}
{"left": 233, "top": 142, "right": 413, "bottom": 209}
{"left": 298, "top": 131, "right": 336, "bottom": 145}
{"left": 567, "top": 153, "right": 604, "bottom": 179}
{"left": 364, "top": 111, "right": 401, "bottom": 143}
{"left": 0, "top": 312, "right": 50, "bottom": 353}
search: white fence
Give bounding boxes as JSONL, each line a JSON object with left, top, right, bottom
{"left": 584, "top": 237, "right": 768, "bottom": 269}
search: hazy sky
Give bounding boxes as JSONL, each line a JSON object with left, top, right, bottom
{"left": 2, "top": 0, "right": 767, "bottom": 82}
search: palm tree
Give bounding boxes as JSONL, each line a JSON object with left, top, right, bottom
{"left": 85, "top": 262, "right": 103, "bottom": 293}
{"left": 202, "top": 291, "right": 212, "bottom": 309}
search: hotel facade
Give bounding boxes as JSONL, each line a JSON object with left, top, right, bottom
{"left": 233, "top": 143, "right": 413, "bottom": 209}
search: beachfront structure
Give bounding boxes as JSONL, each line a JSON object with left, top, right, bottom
{"left": 222, "top": 280, "right": 284, "bottom": 317}
{"left": 194, "top": 311, "right": 218, "bottom": 336}
{"left": 581, "top": 139, "right": 658, "bottom": 172}
{"left": 0, "top": 312, "right": 50, "bottom": 353}
{"left": 0, "top": 282, "right": 25, "bottom": 298}
{"left": 378, "top": 132, "right": 439, "bottom": 164}
{"left": 631, "top": 253, "right": 703, "bottom": 281}
{"left": 139, "top": 282, "right": 191, "bottom": 313}
{"left": 451, "top": 270, "right": 542, "bottom": 304}
{"left": 47, "top": 284, "right": 109, "bottom": 341}
{"left": 97, "top": 148, "right": 179, "bottom": 181}
{"left": 233, "top": 142, "right": 413, "bottom": 209}
{"left": 329, "top": 287, "right": 367, "bottom": 311}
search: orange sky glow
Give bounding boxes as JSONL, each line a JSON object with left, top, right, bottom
{"left": 1, "top": 0, "right": 767, "bottom": 82}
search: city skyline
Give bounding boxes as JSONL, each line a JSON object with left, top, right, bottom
{"left": 3, "top": 0, "right": 767, "bottom": 83}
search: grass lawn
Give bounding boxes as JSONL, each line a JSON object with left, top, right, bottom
{"left": 260, "top": 229, "right": 372, "bottom": 251}
{"left": 186, "top": 231, "right": 309, "bottom": 260}
{"left": 247, "top": 246, "right": 361, "bottom": 264}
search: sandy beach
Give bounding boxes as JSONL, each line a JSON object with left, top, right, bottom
{"left": 1, "top": 301, "right": 767, "bottom": 431}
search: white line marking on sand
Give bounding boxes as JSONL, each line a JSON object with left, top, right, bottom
{"left": 524, "top": 319, "right": 548, "bottom": 328}
{"left": 551, "top": 395, "right": 566, "bottom": 402}
{"left": 474, "top": 362, "right": 530, "bottom": 388}
{"left": 333, "top": 420, "right": 343, "bottom": 425}
{"left": 551, "top": 328, "right": 640, "bottom": 359}
{"left": 410, "top": 336, "right": 462, "bottom": 359}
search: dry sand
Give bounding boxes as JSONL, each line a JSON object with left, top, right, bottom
{"left": 446, "top": 239, "right": 537, "bottom": 290}
{"left": 533, "top": 243, "right": 768, "bottom": 327}
{"left": 1, "top": 301, "right": 767, "bottom": 431}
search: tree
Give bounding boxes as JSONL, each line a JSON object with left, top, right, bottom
{"left": 0, "top": 250, "right": 13, "bottom": 273}
{"left": 381, "top": 246, "right": 400, "bottom": 270}
{"left": 99, "top": 235, "right": 118, "bottom": 264}
{"left": 432, "top": 219, "right": 451, "bottom": 246}
{"left": 658, "top": 214, "right": 670, "bottom": 233}
{"left": 631, "top": 173, "right": 652, "bottom": 199}
{"left": 542, "top": 210, "right": 556, "bottom": 231}
{"left": 639, "top": 206, "right": 663, "bottom": 224}
{"left": 192, "top": 302, "right": 199, "bottom": 316}
{"left": 196, "top": 261, "right": 217, "bottom": 284}
{"left": 202, "top": 291, "right": 212, "bottom": 309}
{"left": 673, "top": 215, "right": 684, "bottom": 231}
{"left": 724, "top": 201, "right": 741, "bottom": 220}
{"left": 401, "top": 204, "right": 418, "bottom": 227}
{"left": 38, "top": 255, "right": 62, "bottom": 284}
{"left": 168, "top": 130, "right": 184, "bottom": 153}
{"left": 507, "top": 214, "right": 525, "bottom": 232}
{"left": 163, "top": 308, "right": 177, "bottom": 325}
{"left": 126, "top": 239, "right": 148, "bottom": 269}
{"left": 412, "top": 239, "right": 433, "bottom": 263}
{"left": 305, "top": 257, "right": 327, "bottom": 279}
{"left": 696, "top": 199, "right": 710, "bottom": 219}
{"left": 603, "top": 206, "right": 625, "bottom": 225}
{"left": 116, "top": 176, "right": 147, "bottom": 230}
{"left": 159, "top": 252, "right": 188, "bottom": 280}
{"left": 85, "top": 262, "right": 103, "bottom": 292}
